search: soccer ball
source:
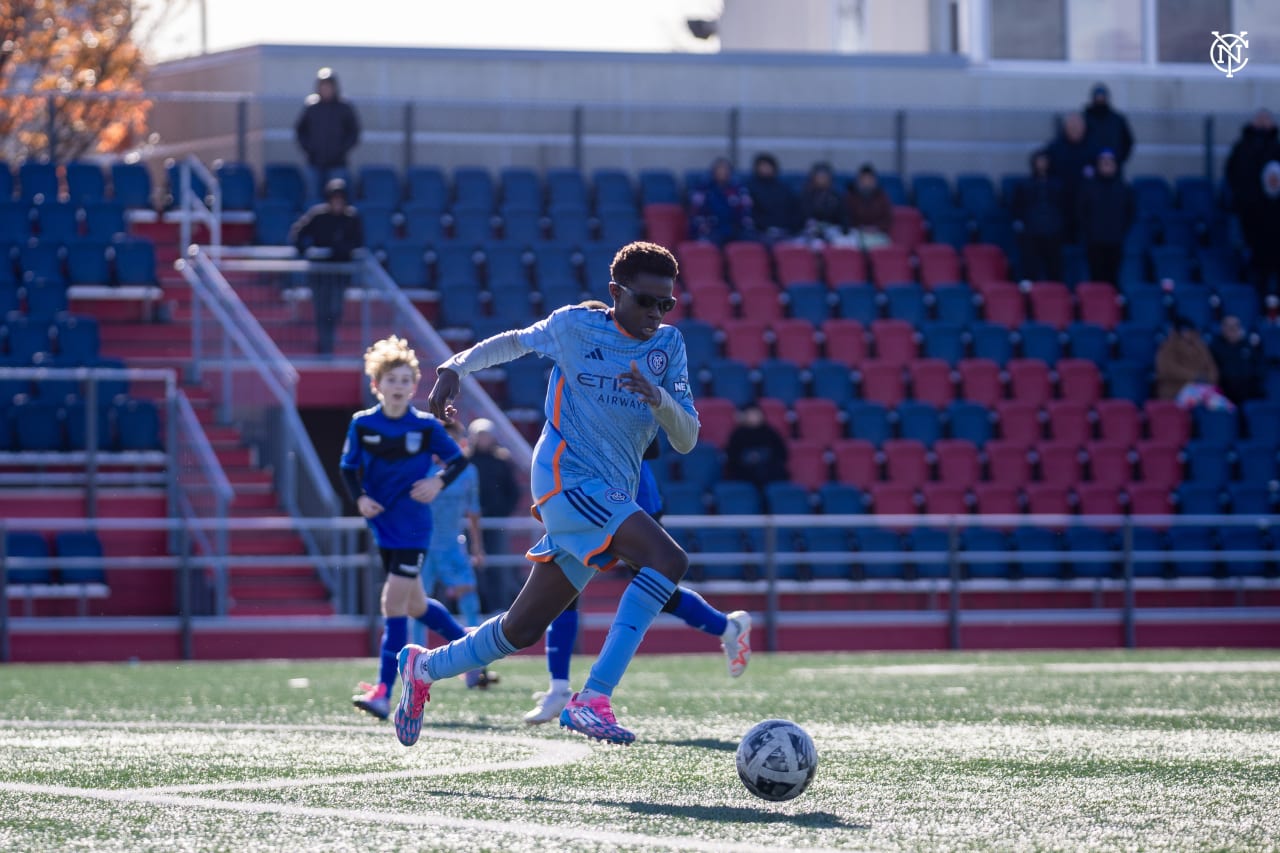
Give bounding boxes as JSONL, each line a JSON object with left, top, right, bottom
{"left": 735, "top": 719, "right": 818, "bottom": 801}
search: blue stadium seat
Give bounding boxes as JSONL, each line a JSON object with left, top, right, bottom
{"left": 401, "top": 202, "right": 445, "bottom": 245}
{"left": 34, "top": 202, "right": 79, "bottom": 244}
{"left": 1132, "top": 175, "right": 1173, "bottom": 219}
{"left": 5, "top": 531, "right": 51, "bottom": 584}
{"left": 1012, "top": 527, "right": 1063, "bottom": 578}
{"left": 1064, "top": 528, "right": 1118, "bottom": 578}
{"left": 845, "top": 401, "right": 892, "bottom": 447}
{"left": 113, "top": 240, "right": 157, "bottom": 286}
{"left": 1192, "top": 407, "right": 1237, "bottom": 444}
{"left": 676, "top": 320, "right": 718, "bottom": 373}
{"left": 1244, "top": 402, "right": 1280, "bottom": 444}
{"left": 970, "top": 322, "right": 1014, "bottom": 365}
{"left": 115, "top": 398, "right": 160, "bottom": 450}
{"left": 1171, "top": 284, "right": 1214, "bottom": 331}
{"left": 1166, "top": 527, "right": 1217, "bottom": 577}
{"left": 1114, "top": 323, "right": 1161, "bottom": 366}
{"left": 533, "top": 244, "right": 578, "bottom": 287}
{"left": 932, "top": 284, "right": 977, "bottom": 325}
{"left": 87, "top": 355, "right": 127, "bottom": 400}
{"left": 0, "top": 161, "right": 11, "bottom": 200}
{"left": 547, "top": 168, "right": 588, "bottom": 210}
{"left": 253, "top": 200, "right": 294, "bottom": 246}
{"left": 765, "top": 481, "right": 812, "bottom": 515}
{"left": 358, "top": 165, "right": 401, "bottom": 207}
{"left": 714, "top": 480, "right": 763, "bottom": 514}
{"left": 1018, "top": 321, "right": 1062, "bottom": 365}
{"left": 1065, "top": 322, "right": 1111, "bottom": 367}
{"left": 18, "top": 162, "right": 58, "bottom": 204}
{"left": 855, "top": 528, "right": 904, "bottom": 580}
{"left": 437, "top": 286, "right": 483, "bottom": 329}
{"left": 215, "top": 162, "right": 256, "bottom": 210}
{"left": 1175, "top": 176, "right": 1216, "bottom": 223}
{"left": 678, "top": 442, "right": 722, "bottom": 491}
{"left": 358, "top": 203, "right": 396, "bottom": 251}
{"left": 908, "top": 527, "right": 951, "bottom": 579}
{"left": 638, "top": 169, "right": 679, "bottom": 205}
{"left": 592, "top": 169, "right": 635, "bottom": 209}
{"left": 20, "top": 243, "right": 64, "bottom": 283}
{"left": 835, "top": 284, "right": 879, "bottom": 325}
{"left": 1124, "top": 287, "right": 1167, "bottom": 328}
{"left": 1158, "top": 211, "right": 1197, "bottom": 249}
{"left": 1131, "top": 528, "right": 1169, "bottom": 578}
{"left": 407, "top": 167, "right": 448, "bottom": 208}
{"left": 1216, "top": 282, "right": 1260, "bottom": 329}
{"left": 501, "top": 355, "right": 549, "bottom": 410}
{"left": 0, "top": 202, "right": 31, "bottom": 242}
{"left": 956, "top": 174, "right": 998, "bottom": 218}
{"left": 164, "top": 161, "right": 209, "bottom": 209}
{"left": 878, "top": 173, "right": 907, "bottom": 206}
{"left": 818, "top": 482, "right": 865, "bottom": 515}
{"left": 263, "top": 163, "right": 307, "bottom": 211}
{"left": 110, "top": 163, "right": 152, "bottom": 210}
{"left": 696, "top": 529, "right": 750, "bottom": 580}
{"left": 434, "top": 244, "right": 481, "bottom": 289}
{"left": 977, "top": 213, "right": 1018, "bottom": 268}
{"left": 1105, "top": 360, "right": 1150, "bottom": 405}
{"left": 1232, "top": 440, "right": 1278, "bottom": 484}
{"left": 785, "top": 282, "right": 831, "bottom": 325}
{"left": 83, "top": 201, "right": 127, "bottom": 241}
{"left": 55, "top": 316, "right": 99, "bottom": 365}
{"left": 897, "top": 401, "right": 942, "bottom": 446}
{"left": 381, "top": 242, "right": 427, "bottom": 288}
{"left": 500, "top": 167, "right": 542, "bottom": 210}
{"left": 55, "top": 531, "right": 106, "bottom": 584}
{"left": 6, "top": 318, "right": 52, "bottom": 362}
{"left": 809, "top": 358, "right": 854, "bottom": 407}
{"left": 706, "top": 358, "right": 754, "bottom": 409}
{"left": 547, "top": 205, "right": 590, "bottom": 245}
{"left": 920, "top": 322, "right": 965, "bottom": 366}
{"left": 581, "top": 245, "right": 616, "bottom": 298}
{"left": 65, "top": 162, "right": 106, "bottom": 206}
{"left": 1219, "top": 527, "right": 1270, "bottom": 577}
{"left": 960, "top": 528, "right": 1011, "bottom": 578}
{"left": 1184, "top": 441, "right": 1231, "bottom": 488}
{"left": 1150, "top": 245, "right": 1193, "bottom": 284}
{"left": 453, "top": 167, "right": 495, "bottom": 209}
{"left": 0, "top": 357, "right": 28, "bottom": 400}
{"left": 928, "top": 209, "right": 971, "bottom": 251}
{"left": 758, "top": 359, "right": 804, "bottom": 406}
{"left": 1175, "top": 482, "right": 1222, "bottom": 514}
{"left": 499, "top": 208, "right": 542, "bottom": 246}
{"left": 482, "top": 243, "right": 529, "bottom": 288}
{"left": 884, "top": 284, "right": 927, "bottom": 325}
{"left": 12, "top": 399, "right": 64, "bottom": 450}
{"left": 63, "top": 400, "right": 114, "bottom": 451}
{"left": 25, "top": 279, "right": 68, "bottom": 321}
{"left": 911, "top": 173, "right": 953, "bottom": 218}
{"left": 597, "top": 204, "right": 642, "bottom": 246}
{"left": 66, "top": 242, "right": 111, "bottom": 286}
{"left": 662, "top": 483, "right": 706, "bottom": 517}
{"left": 451, "top": 206, "right": 493, "bottom": 244}
{"left": 1226, "top": 483, "right": 1274, "bottom": 515}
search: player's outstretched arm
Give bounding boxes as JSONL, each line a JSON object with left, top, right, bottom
{"left": 620, "top": 361, "right": 699, "bottom": 453}
{"left": 427, "top": 368, "right": 461, "bottom": 422}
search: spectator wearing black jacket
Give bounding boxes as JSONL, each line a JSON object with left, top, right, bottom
{"left": 1011, "top": 150, "right": 1065, "bottom": 281}
{"left": 1076, "top": 150, "right": 1134, "bottom": 287}
{"left": 746, "top": 153, "right": 800, "bottom": 241}
{"left": 724, "top": 403, "right": 788, "bottom": 493}
{"left": 799, "top": 162, "right": 847, "bottom": 241}
{"left": 295, "top": 68, "right": 361, "bottom": 201}
{"left": 1210, "top": 315, "right": 1263, "bottom": 407}
{"left": 290, "top": 179, "right": 364, "bottom": 355}
{"left": 1226, "top": 111, "right": 1280, "bottom": 296}
{"left": 1083, "top": 83, "right": 1135, "bottom": 169}
{"left": 1045, "top": 112, "right": 1095, "bottom": 242}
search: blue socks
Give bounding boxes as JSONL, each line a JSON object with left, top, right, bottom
{"left": 424, "top": 614, "right": 517, "bottom": 682}
{"left": 546, "top": 607, "right": 579, "bottom": 681}
{"left": 583, "top": 567, "right": 675, "bottom": 697}
{"left": 671, "top": 587, "right": 728, "bottom": 637}
{"left": 421, "top": 598, "right": 468, "bottom": 642}
{"left": 379, "top": 616, "right": 408, "bottom": 691}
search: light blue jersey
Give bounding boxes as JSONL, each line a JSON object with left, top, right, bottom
{"left": 426, "top": 462, "right": 479, "bottom": 553}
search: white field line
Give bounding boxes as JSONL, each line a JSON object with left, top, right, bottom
{"left": 0, "top": 720, "right": 857, "bottom": 853}
{"left": 791, "top": 660, "right": 1280, "bottom": 677}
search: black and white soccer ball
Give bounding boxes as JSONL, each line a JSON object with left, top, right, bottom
{"left": 735, "top": 719, "right": 818, "bottom": 801}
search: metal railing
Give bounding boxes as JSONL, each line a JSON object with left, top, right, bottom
{"left": 177, "top": 154, "right": 222, "bottom": 255}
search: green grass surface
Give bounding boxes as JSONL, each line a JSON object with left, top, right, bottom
{"left": 2, "top": 649, "right": 1279, "bottom": 851}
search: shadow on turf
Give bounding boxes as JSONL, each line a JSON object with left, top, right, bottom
{"left": 659, "top": 737, "right": 739, "bottom": 753}
{"left": 610, "top": 800, "right": 866, "bottom": 829}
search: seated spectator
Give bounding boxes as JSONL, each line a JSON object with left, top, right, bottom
{"left": 1209, "top": 315, "right": 1263, "bottom": 407}
{"left": 1045, "top": 112, "right": 1094, "bottom": 242}
{"left": 290, "top": 178, "right": 364, "bottom": 355}
{"left": 1243, "top": 161, "right": 1280, "bottom": 300}
{"left": 1011, "top": 149, "right": 1065, "bottom": 281}
{"left": 1076, "top": 150, "right": 1133, "bottom": 287}
{"left": 1082, "top": 83, "right": 1135, "bottom": 170}
{"left": 845, "top": 164, "right": 893, "bottom": 250}
{"left": 689, "top": 156, "right": 754, "bottom": 245}
{"left": 1156, "top": 316, "right": 1220, "bottom": 402}
{"left": 746, "top": 153, "right": 800, "bottom": 242}
{"left": 799, "top": 162, "right": 848, "bottom": 244}
{"left": 724, "top": 402, "right": 788, "bottom": 490}
{"left": 1226, "top": 111, "right": 1280, "bottom": 299}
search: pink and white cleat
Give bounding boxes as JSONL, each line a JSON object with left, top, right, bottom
{"left": 559, "top": 692, "right": 635, "bottom": 744}
{"left": 352, "top": 681, "right": 390, "bottom": 720}
{"left": 394, "top": 644, "right": 432, "bottom": 747}
{"left": 720, "top": 610, "right": 752, "bottom": 679}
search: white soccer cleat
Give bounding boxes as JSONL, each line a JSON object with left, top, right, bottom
{"left": 523, "top": 686, "right": 573, "bottom": 725}
{"left": 721, "top": 610, "right": 752, "bottom": 678}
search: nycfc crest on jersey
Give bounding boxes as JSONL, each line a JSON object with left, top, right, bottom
{"left": 646, "top": 349, "right": 669, "bottom": 375}
{"left": 606, "top": 488, "right": 630, "bottom": 504}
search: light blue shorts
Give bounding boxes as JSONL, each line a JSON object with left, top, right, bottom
{"left": 527, "top": 477, "right": 641, "bottom": 592}
{"left": 421, "top": 545, "right": 477, "bottom": 592}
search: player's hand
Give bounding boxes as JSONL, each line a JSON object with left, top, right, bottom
{"left": 356, "top": 495, "right": 384, "bottom": 518}
{"left": 619, "top": 360, "right": 661, "bottom": 407}
{"left": 427, "top": 368, "right": 461, "bottom": 423}
{"left": 411, "top": 475, "right": 444, "bottom": 504}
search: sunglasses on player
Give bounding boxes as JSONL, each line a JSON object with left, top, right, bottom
{"left": 615, "top": 283, "right": 678, "bottom": 314}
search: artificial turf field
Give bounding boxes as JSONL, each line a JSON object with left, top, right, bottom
{"left": 1, "top": 649, "right": 1278, "bottom": 852}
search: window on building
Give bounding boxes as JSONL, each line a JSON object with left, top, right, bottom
{"left": 1159, "top": 0, "right": 1230, "bottom": 62}
{"left": 1068, "top": 0, "right": 1143, "bottom": 62}
{"left": 991, "top": 0, "right": 1066, "bottom": 59}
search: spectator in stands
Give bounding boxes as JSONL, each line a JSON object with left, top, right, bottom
{"left": 295, "top": 67, "right": 361, "bottom": 201}
{"left": 724, "top": 402, "right": 788, "bottom": 492}
{"left": 1045, "top": 112, "right": 1094, "bottom": 243}
{"left": 845, "top": 164, "right": 893, "bottom": 250}
{"left": 467, "top": 418, "right": 522, "bottom": 613}
{"left": 1011, "top": 149, "right": 1065, "bottom": 281}
{"left": 1156, "top": 316, "right": 1219, "bottom": 401}
{"left": 799, "top": 162, "right": 848, "bottom": 243}
{"left": 689, "top": 156, "right": 754, "bottom": 245}
{"left": 289, "top": 178, "right": 365, "bottom": 355}
{"left": 1210, "top": 315, "right": 1263, "bottom": 407}
{"left": 1076, "top": 150, "right": 1133, "bottom": 287}
{"left": 746, "top": 153, "right": 799, "bottom": 242}
{"left": 1082, "top": 83, "right": 1134, "bottom": 170}
{"left": 1227, "top": 112, "right": 1280, "bottom": 290}
{"left": 1237, "top": 158, "right": 1280, "bottom": 300}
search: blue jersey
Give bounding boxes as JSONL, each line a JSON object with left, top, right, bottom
{"left": 636, "top": 461, "right": 662, "bottom": 517}
{"left": 514, "top": 305, "right": 698, "bottom": 502}
{"left": 426, "top": 461, "right": 479, "bottom": 553}
{"left": 340, "top": 404, "right": 462, "bottom": 549}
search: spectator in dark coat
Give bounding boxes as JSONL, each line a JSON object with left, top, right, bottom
{"left": 467, "top": 418, "right": 522, "bottom": 613}
{"left": 1082, "top": 83, "right": 1135, "bottom": 169}
{"left": 1045, "top": 112, "right": 1095, "bottom": 242}
{"left": 295, "top": 68, "right": 361, "bottom": 201}
{"left": 290, "top": 178, "right": 364, "bottom": 355}
{"left": 1242, "top": 161, "right": 1280, "bottom": 297}
{"left": 746, "top": 153, "right": 800, "bottom": 241}
{"left": 1210, "top": 315, "right": 1263, "bottom": 407}
{"left": 724, "top": 403, "right": 788, "bottom": 491}
{"left": 689, "top": 156, "right": 754, "bottom": 245}
{"left": 1076, "top": 150, "right": 1134, "bottom": 287}
{"left": 845, "top": 164, "right": 893, "bottom": 249}
{"left": 1011, "top": 149, "right": 1066, "bottom": 281}
{"left": 1226, "top": 111, "right": 1280, "bottom": 297}
{"left": 799, "top": 162, "right": 847, "bottom": 241}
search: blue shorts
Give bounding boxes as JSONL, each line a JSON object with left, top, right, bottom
{"left": 421, "top": 545, "right": 477, "bottom": 592}
{"left": 527, "top": 477, "right": 641, "bottom": 592}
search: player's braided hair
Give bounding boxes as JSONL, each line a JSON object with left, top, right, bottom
{"left": 363, "top": 334, "right": 421, "bottom": 382}
{"left": 609, "top": 241, "right": 678, "bottom": 287}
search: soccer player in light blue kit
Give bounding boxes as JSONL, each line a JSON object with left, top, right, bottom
{"left": 395, "top": 241, "right": 699, "bottom": 746}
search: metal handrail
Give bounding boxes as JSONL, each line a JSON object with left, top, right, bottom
{"left": 178, "top": 154, "right": 222, "bottom": 256}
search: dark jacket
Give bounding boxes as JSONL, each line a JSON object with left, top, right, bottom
{"left": 846, "top": 187, "right": 893, "bottom": 234}
{"left": 1083, "top": 103, "right": 1135, "bottom": 165}
{"left": 747, "top": 176, "right": 800, "bottom": 234}
{"left": 800, "top": 186, "right": 847, "bottom": 230}
{"left": 1045, "top": 136, "right": 1096, "bottom": 195}
{"left": 1210, "top": 337, "right": 1263, "bottom": 406}
{"left": 1226, "top": 123, "right": 1280, "bottom": 212}
{"left": 470, "top": 447, "right": 520, "bottom": 519}
{"left": 295, "top": 77, "right": 360, "bottom": 168}
{"left": 1012, "top": 176, "right": 1065, "bottom": 237}
{"left": 689, "top": 178, "right": 754, "bottom": 244}
{"left": 290, "top": 203, "right": 365, "bottom": 261}
{"left": 725, "top": 424, "right": 789, "bottom": 487}
{"left": 1076, "top": 175, "right": 1134, "bottom": 247}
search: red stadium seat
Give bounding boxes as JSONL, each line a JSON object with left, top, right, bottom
{"left": 859, "top": 360, "right": 907, "bottom": 408}
{"left": 1006, "top": 359, "right": 1052, "bottom": 407}
{"left": 665, "top": 294, "right": 689, "bottom": 323}
{"left": 773, "top": 244, "right": 820, "bottom": 286}
{"left": 1028, "top": 281, "right": 1074, "bottom": 330}
{"left": 687, "top": 280, "right": 735, "bottom": 325}
{"left": 832, "top": 438, "right": 878, "bottom": 488}
{"left": 934, "top": 439, "right": 982, "bottom": 487}
{"left": 721, "top": 319, "right": 770, "bottom": 367}
{"left": 757, "top": 397, "right": 792, "bottom": 439}
{"left": 1125, "top": 482, "right": 1173, "bottom": 516}
{"left": 962, "top": 243, "right": 1009, "bottom": 287}
{"left": 822, "top": 245, "right": 868, "bottom": 286}
{"left": 1074, "top": 482, "right": 1124, "bottom": 516}
{"left": 916, "top": 243, "right": 961, "bottom": 290}
{"left": 786, "top": 439, "right": 830, "bottom": 491}
{"left": 921, "top": 482, "right": 968, "bottom": 514}
{"left": 1084, "top": 441, "right": 1134, "bottom": 488}
{"left": 986, "top": 440, "right": 1032, "bottom": 488}
{"left": 957, "top": 358, "right": 1004, "bottom": 407}
{"left": 870, "top": 482, "right": 917, "bottom": 515}
{"left": 1044, "top": 400, "right": 1092, "bottom": 446}
{"left": 696, "top": 397, "right": 738, "bottom": 448}
{"left": 643, "top": 203, "right": 687, "bottom": 251}
{"left": 821, "top": 318, "right": 868, "bottom": 367}
{"left": 1143, "top": 400, "right": 1190, "bottom": 445}
{"left": 890, "top": 206, "right": 926, "bottom": 251}
{"left": 1135, "top": 441, "right": 1183, "bottom": 490}
{"left": 868, "top": 245, "right": 915, "bottom": 288}
{"left": 883, "top": 439, "right": 930, "bottom": 489}
{"left": 677, "top": 241, "right": 724, "bottom": 286}
{"left": 793, "top": 398, "right": 842, "bottom": 446}
{"left": 907, "top": 358, "right": 955, "bottom": 407}
{"left": 1024, "top": 483, "right": 1072, "bottom": 516}
{"left": 870, "top": 319, "right": 918, "bottom": 367}
{"left": 973, "top": 482, "right": 1020, "bottom": 515}
{"left": 737, "top": 280, "right": 784, "bottom": 324}
{"left": 772, "top": 319, "right": 819, "bottom": 366}
{"left": 724, "top": 241, "right": 773, "bottom": 287}
{"left": 982, "top": 282, "right": 1026, "bottom": 328}
{"left": 1095, "top": 399, "right": 1141, "bottom": 446}
{"left": 994, "top": 400, "right": 1043, "bottom": 447}
{"left": 1076, "top": 281, "right": 1121, "bottom": 329}
{"left": 1057, "top": 359, "right": 1102, "bottom": 406}
{"left": 1035, "top": 441, "right": 1083, "bottom": 488}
